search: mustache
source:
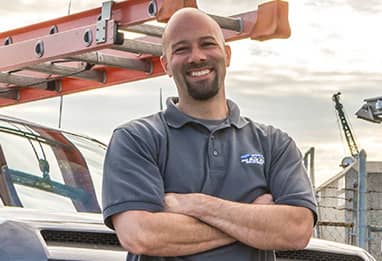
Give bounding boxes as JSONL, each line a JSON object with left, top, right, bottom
{"left": 184, "top": 62, "right": 213, "bottom": 70}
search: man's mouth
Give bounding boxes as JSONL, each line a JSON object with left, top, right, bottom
{"left": 187, "top": 68, "right": 213, "bottom": 78}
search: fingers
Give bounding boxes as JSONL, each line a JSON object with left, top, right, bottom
{"left": 252, "top": 193, "right": 274, "bottom": 205}
{"left": 164, "top": 193, "right": 178, "bottom": 212}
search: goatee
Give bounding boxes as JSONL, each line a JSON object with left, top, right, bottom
{"left": 186, "top": 76, "right": 219, "bottom": 100}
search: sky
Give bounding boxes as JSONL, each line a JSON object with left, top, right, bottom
{"left": 0, "top": 0, "right": 381, "bottom": 186}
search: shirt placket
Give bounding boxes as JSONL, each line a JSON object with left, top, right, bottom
{"left": 199, "top": 125, "right": 227, "bottom": 195}
{"left": 208, "top": 132, "right": 225, "bottom": 170}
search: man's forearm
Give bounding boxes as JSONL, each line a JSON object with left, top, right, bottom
{"left": 113, "top": 210, "right": 235, "bottom": 256}
{"left": 165, "top": 193, "right": 314, "bottom": 250}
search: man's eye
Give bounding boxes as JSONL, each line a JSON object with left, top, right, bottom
{"left": 174, "top": 47, "right": 188, "bottom": 54}
{"left": 203, "top": 42, "right": 217, "bottom": 47}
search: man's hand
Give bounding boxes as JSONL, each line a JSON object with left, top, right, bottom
{"left": 164, "top": 193, "right": 188, "bottom": 214}
{"left": 164, "top": 193, "right": 203, "bottom": 214}
{"left": 252, "top": 193, "right": 275, "bottom": 205}
{"left": 113, "top": 208, "right": 235, "bottom": 256}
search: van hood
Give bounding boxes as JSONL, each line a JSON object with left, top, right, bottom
{"left": 0, "top": 207, "right": 126, "bottom": 261}
{"left": 0, "top": 207, "right": 103, "bottom": 225}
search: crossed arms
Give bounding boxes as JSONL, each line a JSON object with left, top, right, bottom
{"left": 112, "top": 193, "right": 314, "bottom": 256}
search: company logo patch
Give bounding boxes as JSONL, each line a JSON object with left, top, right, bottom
{"left": 240, "top": 153, "right": 265, "bottom": 165}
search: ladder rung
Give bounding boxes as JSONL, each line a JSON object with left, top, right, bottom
{"left": 0, "top": 72, "right": 60, "bottom": 91}
{"left": 208, "top": 14, "right": 242, "bottom": 33}
{"left": 67, "top": 52, "right": 152, "bottom": 73}
{"left": 120, "top": 14, "right": 242, "bottom": 38}
{"left": 0, "top": 88, "right": 18, "bottom": 100}
{"left": 121, "top": 24, "right": 164, "bottom": 38}
{"left": 24, "top": 63, "right": 106, "bottom": 83}
{"left": 111, "top": 39, "right": 162, "bottom": 56}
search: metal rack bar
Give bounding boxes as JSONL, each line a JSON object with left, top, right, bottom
{"left": 25, "top": 63, "right": 106, "bottom": 83}
{"left": 111, "top": 39, "right": 162, "bottom": 56}
{"left": 67, "top": 53, "right": 153, "bottom": 73}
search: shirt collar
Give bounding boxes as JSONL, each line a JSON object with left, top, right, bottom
{"left": 164, "top": 97, "right": 248, "bottom": 129}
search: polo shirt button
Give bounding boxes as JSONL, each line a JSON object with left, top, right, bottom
{"left": 213, "top": 150, "right": 219, "bottom": 156}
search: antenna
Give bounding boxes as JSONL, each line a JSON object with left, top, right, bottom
{"left": 160, "top": 87, "right": 163, "bottom": 110}
{"left": 58, "top": 0, "right": 72, "bottom": 129}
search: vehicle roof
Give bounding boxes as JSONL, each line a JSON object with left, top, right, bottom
{"left": 0, "top": 113, "right": 106, "bottom": 147}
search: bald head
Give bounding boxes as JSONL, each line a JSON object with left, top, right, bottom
{"left": 159, "top": 7, "right": 232, "bottom": 103}
{"left": 161, "top": 8, "right": 225, "bottom": 56}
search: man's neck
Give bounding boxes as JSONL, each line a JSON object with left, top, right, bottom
{"left": 176, "top": 95, "right": 228, "bottom": 120}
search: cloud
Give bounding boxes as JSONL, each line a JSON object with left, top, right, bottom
{"left": 197, "top": 1, "right": 262, "bottom": 16}
{"left": 345, "top": 0, "right": 382, "bottom": 13}
{"left": 0, "top": 0, "right": 104, "bottom": 14}
{"left": 227, "top": 69, "right": 381, "bottom": 96}
{"left": 0, "top": 0, "right": 114, "bottom": 32}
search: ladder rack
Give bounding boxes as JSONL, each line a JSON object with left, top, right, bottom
{"left": 0, "top": 0, "right": 290, "bottom": 107}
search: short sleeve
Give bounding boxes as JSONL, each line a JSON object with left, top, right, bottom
{"left": 267, "top": 130, "right": 318, "bottom": 225}
{"left": 102, "top": 127, "right": 165, "bottom": 229}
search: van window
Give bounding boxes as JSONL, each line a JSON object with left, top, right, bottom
{"left": 0, "top": 120, "right": 106, "bottom": 213}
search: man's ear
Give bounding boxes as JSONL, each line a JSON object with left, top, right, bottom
{"left": 224, "top": 45, "right": 232, "bottom": 67}
{"left": 160, "top": 55, "right": 172, "bottom": 77}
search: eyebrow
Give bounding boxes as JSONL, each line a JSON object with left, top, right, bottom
{"left": 171, "top": 40, "right": 189, "bottom": 50}
{"left": 199, "top": 36, "right": 218, "bottom": 42}
{"left": 171, "top": 36, "right": 218, "bottom": 49}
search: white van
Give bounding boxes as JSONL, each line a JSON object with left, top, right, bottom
{"left": 0, "top": 115, "right": 376, "bottom": 261}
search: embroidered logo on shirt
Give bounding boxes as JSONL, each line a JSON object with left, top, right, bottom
{"left": 240, "top": 153, "right": 265, "bottom": 165}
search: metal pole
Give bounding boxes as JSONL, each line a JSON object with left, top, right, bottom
{"left": 309, "top": 147, "right": 315, "bottom": 189}
{"left": 357, "top": 149, "right": 367, "bottom": 249}
{"left": 303, "top": 147, "right": 315, "bottom": 188}
{"left": 351, "top": 182, "right": 357, "bottom": 245}
{"left": 303, "top": 153, "right": 308, "bottom": 170}
{"left": 303, "top": 147, "right": 318, "bottom": 237}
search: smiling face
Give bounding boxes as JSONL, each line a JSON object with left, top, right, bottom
{"left": 161, "top": 8, "right": 231, "bottom": 101}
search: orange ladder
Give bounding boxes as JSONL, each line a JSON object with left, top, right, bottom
{"left": 0, "top": 0, "right": 290, "bottom": 107}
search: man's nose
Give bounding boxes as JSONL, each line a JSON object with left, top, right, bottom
{"left": 188, "top": 47, "right": 207, "bottom": 63}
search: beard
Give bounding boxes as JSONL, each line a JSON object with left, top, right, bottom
{"left": 185, "top": 75, "right": 220, "bottom": 101}
{"left": 181, "top": 61, "right": 222, "bottom": 101}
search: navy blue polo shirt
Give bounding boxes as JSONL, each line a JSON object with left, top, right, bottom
{"left": 102, "top": 97, "right": 317, "bottom": 261}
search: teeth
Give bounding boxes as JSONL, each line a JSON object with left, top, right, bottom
{"left": 190, "top": 69, "right": 210, "bottom": 77}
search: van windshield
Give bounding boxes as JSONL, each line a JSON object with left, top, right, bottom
{"left": 0, "top": 118, "right": 106, "bottom": 213}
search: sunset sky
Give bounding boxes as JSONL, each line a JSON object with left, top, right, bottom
{"left": 1, "top": 0, "right": 381, "bottom": 186}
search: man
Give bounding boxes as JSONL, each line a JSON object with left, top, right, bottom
{"left": 102, "top": 7, "right": 317, "bottom": 261}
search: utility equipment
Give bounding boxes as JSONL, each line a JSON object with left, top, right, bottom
{"left": 0, "top": 0, "right": 291, "bottom": 107}
{"left": 332, "top": 92, "right": 359, "bottom": 165}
